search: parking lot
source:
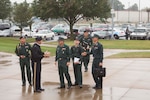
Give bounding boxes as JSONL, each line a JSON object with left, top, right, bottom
{"left": 0, "top": 49, "right": 150, "bottom": 100}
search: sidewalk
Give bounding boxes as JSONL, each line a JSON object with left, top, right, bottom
{"left": 0, "top": 50, "right": 150, "bottom": 100}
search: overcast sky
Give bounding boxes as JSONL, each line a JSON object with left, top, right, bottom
{"left": 120, "top": 0, "right": 150, "bottom": 9}
{"left": 11, "top": 0, "right": 150, "bottom": 9}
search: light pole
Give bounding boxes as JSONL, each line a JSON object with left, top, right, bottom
{"left": 139, "top": 0, "right": 141, "bottom": 23}
{"left": 117, "top": 4, "right": 120, "bottom": 23}
{"left": 111, "top": 0, "right": 114, "bottom": 39}
{"left": 128, "top": 2, "right": 130, "bottom": 23}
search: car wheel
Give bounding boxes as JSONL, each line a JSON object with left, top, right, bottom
{"left": 51, "top": 36, "right": 54, "bottom": 40}
{"left": 44, "top": 36, "right": 47, "bottom": 40}
{"left": 114, "top": 34, "right": 119, "bottom": 39}
{"left": 145, "top": 36, "right": 148, "bottom": 40}
{"left": 57, "top": 33, "right": 60, "bottom": 35}
{"left": 25, "top": 35, "right": 28, "bottom": 38}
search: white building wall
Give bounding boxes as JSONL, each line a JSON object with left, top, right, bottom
{"left": 108, "top": 11, "right": 149, "bottom": 23}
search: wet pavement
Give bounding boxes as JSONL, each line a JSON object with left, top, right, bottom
{"left": 0, "top": 50, "right": 150, "bottom": 100}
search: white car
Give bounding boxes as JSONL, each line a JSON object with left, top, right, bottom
{"left": 130, "top": 27, "right": 149, "bottom": 40}
{"left": 110, "top": 28, "right": 126, "bottom": 39}
{"left": 98, "top": 28, "right": 125, "bottom": 39}
{"left": 22, "top": 27, "right": 35, "bottom": 37}
{"left": 91, "top": 30, "right": 111, "bottom": 39}
{"left": 0, "top": 29, "right": 15, "bottom": 37}
{"left": 32, "top": 30, "right": 55, "bottom": 40}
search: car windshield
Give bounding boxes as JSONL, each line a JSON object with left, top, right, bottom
{"left": 38, "top": 30, "right": 49, "bottom": 34}
{"left": 24, "top": 29, "right": 30, "bottom": 31}
{"left": 93, "top": 25, "right": 109, "bottom": 28}
{"left": 134, "top": 29, "right": 146, "bottom": 33}
{"left": 95, "top": 31, "right": 106, "bottom": 34}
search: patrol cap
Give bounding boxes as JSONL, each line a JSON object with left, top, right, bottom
{"left": 20, "top": 36, "right": 26, "bottom": 39}
{"left": 35, "top": 36, "right": 42, "bottom": 41}
{"left": 58, "top": 37, "right": 64, "bottom": 41}
{"left": 92, "top": 34, "right": 100, "bottom": 39}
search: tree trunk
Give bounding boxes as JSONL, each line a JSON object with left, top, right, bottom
{"left": 69, "top": 22, "right": 75, "bottom": 40}
{"left": 148, "top": 12, "right": 150, "bottom": 22}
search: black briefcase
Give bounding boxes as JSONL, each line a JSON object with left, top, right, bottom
{"left": 94, "top": 67, "right": 106, "bottom": 77}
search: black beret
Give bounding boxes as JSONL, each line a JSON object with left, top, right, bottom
{"left": 84, "top": 29, "right": 90, "bottom": 33}
{"left": 58, "top": 37, "right": 64, "bottom": 41}
{"left": 92, "top": 34, "right": 100, "bottom": 39}
{"left": 20, "top": 36, "right": 25, "bottom": 39}
{"left": 84, "top": 30, "right": 88, "bottom": 33}
{"left": 35, "top": 36, "right": 42, "bottom": 41}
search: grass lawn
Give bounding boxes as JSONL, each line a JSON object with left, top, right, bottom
{"left": 0, "top": 37, "right": 150, "bottom": 58}
{"left": 106, "top": 52, "right": 150, "bottom": 58}
{"left": 48, "top": 39, "right": 150, "bottom": 50}
{"left": 41, "top": 46, "right": 56, "bottom": 56}
{"left": 0, "top": 37, "right": 35, "bottom": 53}
{"left": 0, "top": 37, "right": 56, "bottom": 55}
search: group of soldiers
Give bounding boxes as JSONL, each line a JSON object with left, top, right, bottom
{"left": 15, "top": 30, "right": 103, "bottom": 93}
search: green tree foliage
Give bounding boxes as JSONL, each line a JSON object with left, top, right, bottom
{"left": 109, "top": 0, "right": 124, "bottom": 11}
{"left": 31, "top": 0, "right": 40, "bottom": 17}
{"left": 13, "top": 1, "right": 32, "bottom": 29}
{"left": 128, "top": 3, "right": 138, "bottom": 11}
{"left": 0, "top": 0, "right": 11, "bottom": 20}
{"left": 32, "top": 0, "right": 110, "bottom": 39}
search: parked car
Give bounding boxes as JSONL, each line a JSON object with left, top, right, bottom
{"left": 78, "top": 26, "right": 92, "bottom": 35}
{"left": 11, "top": 25, "right": 21, "bottom": 31}
{"left": 32, "top": 30, "right": 55, "bottom": 40}
{"left": 51, "top": 24, "right": 69, "bottom": 35}
{"left": 0, "top": 29, "right": 15, "bottom": 37}
{"left": 92, "top": 24, "right": 110, "bottom": 32}
{"left": 91, "top": 30, "right": 111, "bottom": 39}
{"left": 130, "top": 27, "right": 149, "bottom": 40}
{"left": 22, "top": 27, "right": 35, "bottom": 37}
{"left": 100, "top": 28, "right": 125, "bottom": 39}
{"left": 145, "top": 23, "right": 150, "bottom": 32}
{"left": 0, "top": 23, "right": 10, "bottom": 30}
{"left": 11, "top": 25, "right": 21, "bottom": 37}
{"left": 0, "top": 23, "right": 14, "bottom": 37}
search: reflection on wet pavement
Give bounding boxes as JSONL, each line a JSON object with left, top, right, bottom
{"left": 0, "top": 60, "right": 11, "bottom": 64}
{"left": 0, "top": 51, "right": 150, "bottom": 100}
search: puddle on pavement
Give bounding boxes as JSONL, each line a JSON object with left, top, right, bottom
{"left": 43, "top": 82, "right": 59, "bottom": 85}
{"left": 0, "top": 60, "right": 11, "bottom": 64}
{"left": 41, "top": 82, "right": 102, "bottom": 100}
{"left": 3, "top": 64, "right": 12, "bottom": 66}
{"left": 0, "top": 55, "right": 11, "bottom": 58}
{"left": 42, "top": 62, "right": 50, "bottom": 65}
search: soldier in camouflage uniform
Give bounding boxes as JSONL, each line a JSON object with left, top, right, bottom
{"left": 80, "top": 30, "right": 92, "bottom": 72}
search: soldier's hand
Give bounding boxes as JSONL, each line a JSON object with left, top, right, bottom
{"left": 99, "top": 63, "right": 103, "bottom": 67}
{"left": 74, "top": 62, "right": 79, "bottom": 64}
{"left": 55, "top": 62, "right": 58, "bottom": 66}
{"left": 81, "top": 52, "right": 87, "bottom": 56}
{"left": 44, "top": 51, "right": 50, "bottom": 58}
{"left": 67, "top": 62, "right": 70, "bottom": 66}
{"left": 20, "top": 55, "right": 25, "bottom": 58}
